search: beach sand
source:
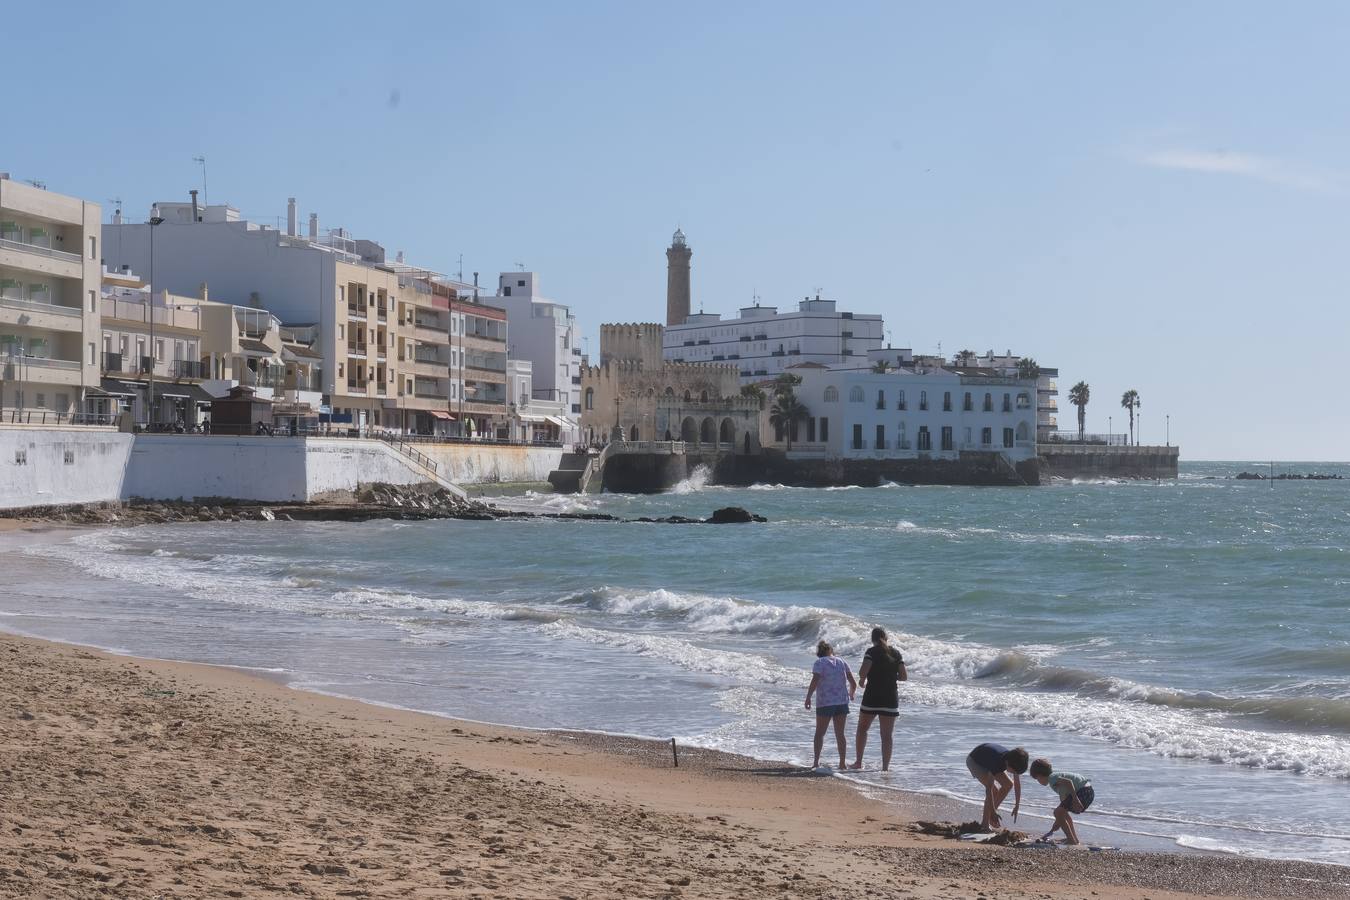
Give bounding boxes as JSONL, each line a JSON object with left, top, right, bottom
{"left": 1, "top": 633, "right": 1346, "bottom": 899}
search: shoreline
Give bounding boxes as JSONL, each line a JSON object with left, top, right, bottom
{"left": 2, "top": 633, "right": 1348, "bottom": 898}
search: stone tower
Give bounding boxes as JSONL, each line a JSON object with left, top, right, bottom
{"left": 665, "top": 228, "right": 691, "bottom": 326}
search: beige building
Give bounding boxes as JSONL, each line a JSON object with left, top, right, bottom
{"left": 580, "top": 323, "right": 761, "bottom": 450}
{"left": 0, "top": 177, "right": 101, "bottom": 421}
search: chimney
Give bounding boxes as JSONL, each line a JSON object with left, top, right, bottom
{"left": 472, "top": 271, "right": 479, "bottom": 301}
{"left": 190, "top": 189, "right": 201, "bottom": 222}
{"left": 112, "top": 207, "right": 123, "bottom": 225}
{"left": 308, "top": 213, "right": 318, "bottom": 238}
{"left": 396, "top": 250, "right": 405, "bottom": 264}
{"left": 287, "top": 198, "right": 297, "bottom": 236}
{"left": 200, "top": 282, "right": 210, "bottom": 302}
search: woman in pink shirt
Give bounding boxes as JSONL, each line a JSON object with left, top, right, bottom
{"left": 804, "top": 640, "right": 858, "bottom": 769}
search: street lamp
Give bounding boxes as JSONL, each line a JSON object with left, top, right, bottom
{"left": 147, "top": 204, "right": 165, "bottom": 428}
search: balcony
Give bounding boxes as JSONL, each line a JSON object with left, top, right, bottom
{"left": 0, "top": 235, "right": 81, "bottom": 266}
{"left": 101, "top": 297, "right": 201, "bottom": 329}
{"left": 376, "top": 306, "right": 388, "bottom": 322}
{"left": 0, "top": 293, "right": 82, "bottom": 325}
{"left": 173, "top": 359, "right": 207, "bottom": 379}
{"left": 102, "top": 351, "right": 124, "bottom": 373}
{"left": 346, "top": 304, "right": 366, "bottom": 320}
{"left": 344, "top": 380, "right": 368, "bottom": 395}
{"left": 346, "top": 342, "right": 368, "bottom": 358}
{"left": 414, "top": 318, "right": 448, "bottom": 333}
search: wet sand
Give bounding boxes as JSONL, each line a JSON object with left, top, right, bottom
{"left": 1, "top": 633, "right": 1346, "bottom": 899}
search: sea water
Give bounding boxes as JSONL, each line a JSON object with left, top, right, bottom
{"left": 3, "top": 461, "right": 1348, "bottom": 865}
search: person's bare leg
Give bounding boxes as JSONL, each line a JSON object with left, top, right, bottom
{"left": 811, "top": 715, "right": 830, "bottom": 768}
{"left": 850, "top": 713, "right": 875, "bottom": 768}
{"left": 879, "top": 715, "right": 896, "bottom": 771}
{"left": 975, "top": 771, "right": 996, "bottom": 829}
{"left": 831, "top": 714, "right": 848, "bottom": 768}
{"left": 989, "top": 773, "right": 1011, "bottom": 828}
{"left": 1062, "top": 810, "right": 1081, "bottom": 845}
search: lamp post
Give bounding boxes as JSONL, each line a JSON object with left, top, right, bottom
{"left": 1166, "top": 415, "right": 1170, "bottom": 447}
{"left": 147, "top": 204, "right": 165, "bottom": 428}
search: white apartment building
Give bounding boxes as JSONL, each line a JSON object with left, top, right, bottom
{"left": 0, "top": 177, "right": 102, "bottom": 421}
{"left": 954, "top": 350, "right": 1059, "bottom": 440}
{"left": 488, "top": 272, "right": 582, "bottom": 419}
{"left": 103, "top": 199, "right": 461, "bottom": 434}
{"left": 663, "top": 295, "right": 884, "bottom": 382}
{"left": 783, "top": 366, "right": 1039, "bottom": 463}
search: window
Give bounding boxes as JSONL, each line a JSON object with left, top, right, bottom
{"left": 852, "top": 423, "right": 864, "bottom": 450}
{"left": 338, "top": 363, "right": 344, "bottom": 378}
{"left": 517, "top": 279, "right": 526, "bottom": 288}
{"left": 155, "top": 339, "right": 164, "bottom": 362}
{"left": 503, "top": 286, "right": 512, "bottom": 297}
{"left": 13, "top": 450, "right": 26, "bottom": 466}
{"left": 983, "top": 392, "right": 993, "bottom": 412}
{"left": 88, "top": 290, "right": 96, "bottom": 312}
{"left": 982, "top": 426, "right": 992, "bottom": 446}
{"left": 806, "top": 417, "right": 816, "bottom": 442}
{"left": 963, "top": 427, "right": 972, "bottom": 446}
{"left": 89, "top": 236, "right": 97, "bottom": 260}
{"left": 943, "top": 391, "right": 952, "bottom": 412}
{"left": 35, "top": 392, "right": 46, "bottom": 409}
{"left": 875, "top": 389, "right": 885, "bottom": 410}
{"left": 963, "top": 391, "right": 973, "bottom": 411}
{"left": 1003, "top": 427, "right": 1014, "bottom": 448}
{"left": 584, "top": 387, "right": 594, "bottom": 410}
{"left": 63, "top": 449, "right": 75, "bottom": 465}
{"left": 897, "top": 421, "right": 908, "bottom": 448}
{"left": 824, "top": 386, "right": 839, "bottom": 403}
{"left": 941, "top": 426, "right": 953, "bottom": 451}
{"left": 917, "top": 425, "right": 931, "bottom": 451}
{"left": 875, "top": 424, "right": 886, "bottom": 450}
{"left": 847, "top": 385, "right": 864, "bottom": 403}
{"left": 919, "top": 390, "right": 928, "bottom": 411}
{"left": 1016, "top": 392, "right": 1031, "bottom": 409}
{"left": 897, "top": 389, "right": 906, "bottom": 410}
{"left": 1016, "top": 421, "right": 1030, "bottom": 441}
{"left": 819, "top": 417, "right": 829, "bottom": 442}
{"left": 1002, "top": 393, "right": 1012, "bottom": 413}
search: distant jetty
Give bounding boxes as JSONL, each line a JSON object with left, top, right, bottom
{"left": 1235, "top": 471, "right": 1343, "bottom": 481}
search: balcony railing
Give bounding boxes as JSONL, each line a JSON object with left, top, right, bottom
{"left": 0, "top": 236, "right": 81, "bottom": 265}
{"left": 346, "top": 342, "right": 368, "bottom": 356}
{"left": 0, "top": 294, "right": 81, "bottom": 317}
{"left": 173, "top": 359, "right": 207, "bottom": 379}
{"left": 101, "top": 351, "right": 123, "bottom": 372}
{"left": 1042, "top": 432, "right": 1128, "bottom": 447}
{"left": 346, "top": 305, "right": 366, "bottom": 318}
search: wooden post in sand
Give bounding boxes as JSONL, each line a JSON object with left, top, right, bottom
{"left": 671, "top": 737, "right": 679, "bottom": 768}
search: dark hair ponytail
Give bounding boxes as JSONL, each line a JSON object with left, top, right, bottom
{"left": 871, "top": 626, "right": 901, "bottom": 663}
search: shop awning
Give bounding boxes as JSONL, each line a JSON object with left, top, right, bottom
{"left": 99, "top": 378, "right": 142, "bottom": 397}
{"left": 517, "top": 413, "right": 548, "bottom": 423}
{"left": 545, "top": 415, "right": 571, "bottom": 427}
{"left": 238, "top": 340, "right": 274, "bottom": 355}
{"left": 83, "top": 385, "right": 114, "bottom": 398}
{"left": 430, "top": 410, "right": 456, "bottom": 420}
{"left": 158, "top": 383, "right": 218, "bottom": 404}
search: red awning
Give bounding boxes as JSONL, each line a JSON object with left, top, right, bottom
{"left": 430, "top": 410, "right": 456, "bottom": 420}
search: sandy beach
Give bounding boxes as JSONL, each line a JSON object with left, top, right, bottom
{"left": 1, "top": 633, "right": 1346, "bottom": 899}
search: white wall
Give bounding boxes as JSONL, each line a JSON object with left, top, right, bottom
{"left": 124, "top": 435, "right": 311, "bottom": 501}
{"left": 0, "top": 426, "right": 132, "bottom": 509}
{"left": 422, "top": 442, "right": 563, "bottom": 484}
{"left": 304, "top": 439, "right": 427, "bottom": 496}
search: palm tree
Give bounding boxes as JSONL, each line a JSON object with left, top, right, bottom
{"left": 1120, "top": 389, "right": 1140, "bottom": 445}
{"left": 1069, "top": 381, "right": 1090, "bottom": 441}
{"left": 771, "top": 372, "right": 802, "bottom": 397}
{"left": 871, "top": 359, "right": 891, "bottom": 374}
{"left": 1016, "top": 357, "right": 1041, "bottom": 380}
{"left": 740, "top": 383, "right": 766, "bottom": 410}
{"left": 769, "top": 390, "right": 809, "bottom": 451}
{"left": 955, "top": 349, "right": 976, "bottom": 367}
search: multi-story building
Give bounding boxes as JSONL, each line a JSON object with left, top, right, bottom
{"left": 956, "top": 350, "right": 1059, "bottom": 441}
{"left": 450, "top": 296, "right": 510, "bottom": 439}
{"left": 663, "top": 295, "right": 885, "bottom": 382}
{"left": 487, "top": 271, "right": 582, "bottom": 423}
{"left": 99, "top": 266, "right": 212, "bottom": 426}
{"left": 778, "top": 365, "right": 1039, "bottom": 463}
{"left": 102, "top": 199, "right": 448, "bottom": 433}
{"left": 506, "top": 359, "right": 570, "bottom": 444}
{"left": 0, "top": 177, "right": 102, "bottom": 420}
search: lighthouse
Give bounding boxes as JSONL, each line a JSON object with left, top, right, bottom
{"left": 665, "top": 227, "right": 691, "bottom": 326}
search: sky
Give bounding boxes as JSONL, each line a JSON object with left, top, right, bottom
{"left": 8, "top": 1, "right": 1349, "bottom": 460}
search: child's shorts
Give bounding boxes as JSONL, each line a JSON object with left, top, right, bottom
{"left": 1057, "top": 784, "right": 1094, "bottom": 813}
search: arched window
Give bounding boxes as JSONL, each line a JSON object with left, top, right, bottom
{"left": 683, "top": 390, "right": 691, "bottom": 401}
{"left": 876, "top": 389, "right": 885, "bottom": 409}
{"left": 1015, "top": 421, "right": 1029, "bottom": 441}
{"left": 1016, "top": 392, "right": 1031, "bottom": 409}
{"left": 983, "top": 392, "right": 993, "bottom": 412}
{"left": 584, "top": 387, "right": 594, "bottom": 410}
{"left": 848, "top": 386, "right": 865, "bottom": 403}
{"left": 919, "top": 390, "right": 928, "bottom": 411}
{"left": 824, "top": 386, "right": 839, "bottom": 403}
{"left": 700, "top": 390, "right": 708, "bottom": 402}
{"left": 665, "top": 387, "right": 675, "bottom": 396}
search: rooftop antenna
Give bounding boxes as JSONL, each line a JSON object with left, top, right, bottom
{"left": 515, "top": 261, "right": 526, "bottom": 271}
{"left": 457, "top": 254, "right": 464, "bottom": 282}
{"left": 107, "top": 197, "right": 123, "bottom": 223}
{"left": 26, "top": 179, "right": 46, "bottom": 190}
{"left": 192, "top": 156, "right": 208, "bottom": 207}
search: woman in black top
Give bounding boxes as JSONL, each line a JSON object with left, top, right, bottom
{"left": 848, "top": 627, "right": 907, "bottom": 771}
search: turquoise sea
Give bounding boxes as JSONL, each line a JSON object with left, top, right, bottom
{"left": 3, "top": 461, "right": 1348, "bottom": 865}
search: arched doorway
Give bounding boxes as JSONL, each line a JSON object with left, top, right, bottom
{"left": 629, "top": 424, "right": 640, "bottom": 441}
{"left": 664, "top": 430, "right": 673, "bottom": 441}
{"left": 700, "top": 417, "right": 716, "bottom": 443}
{"left": 719, "top": 418, "right": 735, "bottom": 446}
{"left": 680, "top": 416, "right": 698, "bottom": 442}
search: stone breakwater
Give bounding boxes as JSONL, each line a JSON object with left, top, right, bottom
{"left": 2, "top": 483, "right": 767, "bottom": 528}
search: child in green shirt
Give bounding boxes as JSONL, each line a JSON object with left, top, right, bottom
{"left": 1029, "top": 757, "right": 1094, "bottom": 845}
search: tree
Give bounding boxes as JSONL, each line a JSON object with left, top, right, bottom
{"left": 955, "top": 349, "right": 976, "bottom": 367}
{"left": 1016, "top": 357, "right": 1041, "bottom": 381}
{"left": 771, "top": 372, "right": 802, "bottom": 397}
{"left": 740, "top": 383, "right": 766, "bottom": 410}
{"left": 1120, "top": 389, "right": 1140, "bottom": 445}
{"left": 1069, "top": 381, "right": 1090, "bottom": 441}
{"left": 871, "top": 359, "right": 892, "bottom": 374}
{"left": 769, "top": 390, "right": 809, "bottom": 451}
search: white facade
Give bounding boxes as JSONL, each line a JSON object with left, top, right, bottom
{"left": 489, "top": 272, "right": 582, "bottom": 419}
{"left": 0, "top": 178, "right": 102, "bottom": 420}
{"left": 663, "top": 295, "right": 884, "bottom": 382}
{"left": 786, "top": 367, "right": 1039, "bottom": 462}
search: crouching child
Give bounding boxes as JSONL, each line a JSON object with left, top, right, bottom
{"left": 1029, "top": 757, "right": 1093, "bottom": 845}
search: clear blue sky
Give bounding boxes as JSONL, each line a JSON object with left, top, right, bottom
{"left": 9, "top": 2, "right": 1348, "bottom": 460}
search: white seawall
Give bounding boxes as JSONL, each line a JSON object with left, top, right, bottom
{"left": 0, "top": 426, "right": 134, "bottom": 509}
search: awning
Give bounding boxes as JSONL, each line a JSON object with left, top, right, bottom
{"left": 545, "top": 415, "right": 571, "bottom": 427}
{"left": 430, "top": 410, "right": 456, "bottom": 420}
{"left": 238, "top": 340, "right": 274, "bottom": 355}
{"left": 83, "top": 386, "right": 114, "bottom": 398}
{"left": 99, "top": 378, "right": 142, "bottom": 397}
{"left": 517, "top": 413, "right": 548, "bottom": 423}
